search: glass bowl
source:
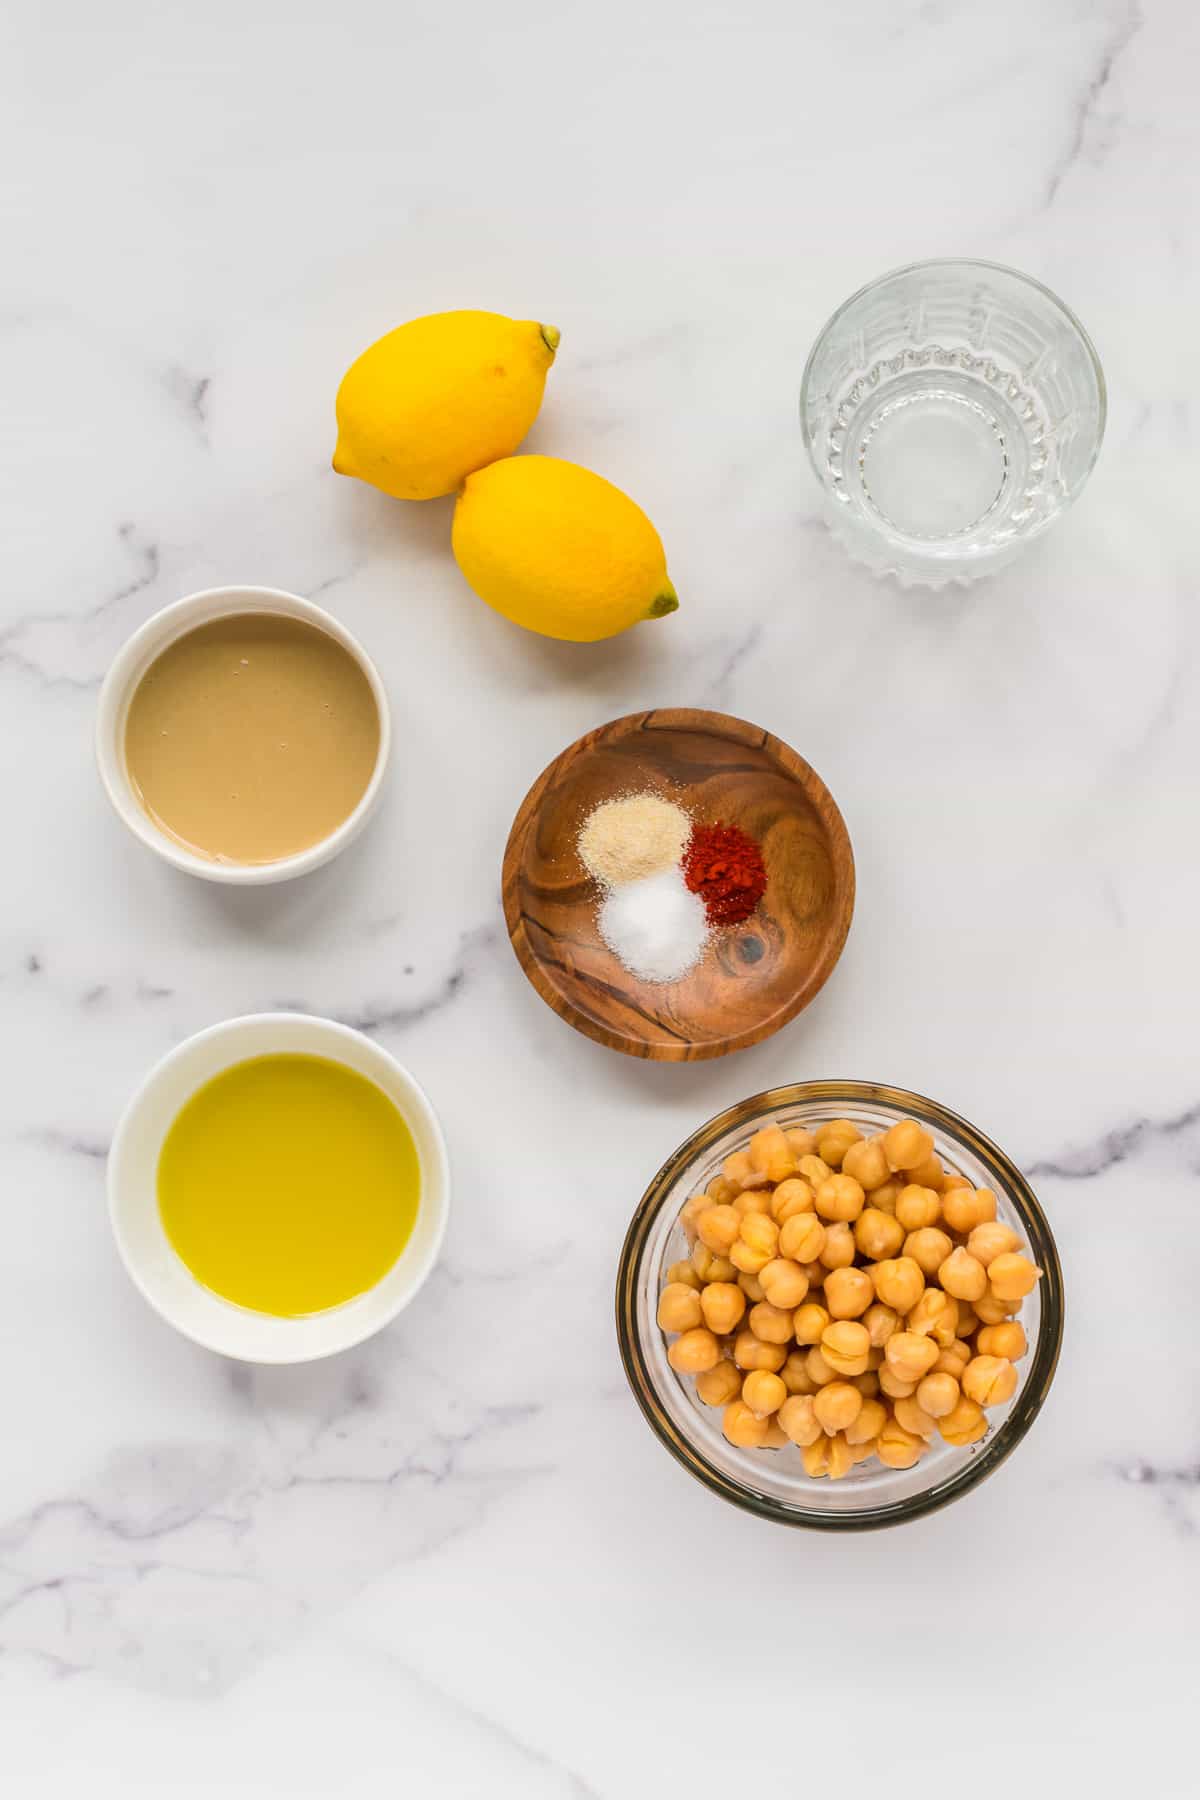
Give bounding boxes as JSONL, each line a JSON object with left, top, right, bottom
{"left": 616, "top": 1081, "right": 1064, "bottom": 1530}
{"left": 799, "top": 259, "right": 1106, "bottom": 587}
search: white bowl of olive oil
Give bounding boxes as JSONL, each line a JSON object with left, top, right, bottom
{"left": 108, "top": 1014, "right": 449, "bottom": 1362}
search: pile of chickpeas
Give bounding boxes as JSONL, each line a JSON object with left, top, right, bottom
{"left": 657, "top": 1116, "right": 1042, "bottom": 1479}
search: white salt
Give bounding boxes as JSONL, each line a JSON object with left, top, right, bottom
{"left": 598, "top": 866, "right": 710, "bottom": 984}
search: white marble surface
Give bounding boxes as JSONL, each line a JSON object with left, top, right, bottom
{"left": 2, "top": 0, "right": 1197, "bottom": 1791}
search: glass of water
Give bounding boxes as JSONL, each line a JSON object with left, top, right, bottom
{"left": 800, "top": 259, "right": 1105, "bottom": 587}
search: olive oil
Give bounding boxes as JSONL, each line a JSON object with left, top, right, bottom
{"left": 157, "top": 1054, "right": 419, "bottom": 1316}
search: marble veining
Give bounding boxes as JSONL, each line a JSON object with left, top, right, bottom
{"left": 2, "top": 0, "right": 1197, "bottom": 1792}
{"left": 1043, "top": 1, "right": 1144, "bottom": 207}
{"left": 1028, "top": 1096, "right": 1200, "bottom": 1179}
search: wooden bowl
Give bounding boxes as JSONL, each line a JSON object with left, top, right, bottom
{"left": 502, "top": 709, "right": 855, "bottom": 1061}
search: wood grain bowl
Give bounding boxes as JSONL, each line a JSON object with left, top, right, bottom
{"left": 502, "top": 709, "right": 855, "bottom": 1061}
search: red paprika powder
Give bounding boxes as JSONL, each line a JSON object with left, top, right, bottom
{"left": 681, "top": 822, "right": 767, "bottom": 926}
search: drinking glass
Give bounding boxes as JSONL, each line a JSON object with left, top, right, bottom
{"left": 800, "top": 260, "right": 1105, "bottom": 587}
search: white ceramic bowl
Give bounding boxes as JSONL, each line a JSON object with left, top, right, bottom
{"left": 108, "top": 1014, "right": 450, "bottom": 1362}
{"left": 95, "top": 585, "right": 391, "bottom": 884}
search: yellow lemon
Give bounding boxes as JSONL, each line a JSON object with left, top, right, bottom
{"left": 452, "top": 456, "right": 679, "bottom": 642}
{"left": 333, "top": 310, "right": 559, "bottom": 500}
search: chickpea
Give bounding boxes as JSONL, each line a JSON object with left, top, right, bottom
{"left": 730, "top": 1238, "right": 772, "bottom": 1276}
{"left": 974, "top": 1291, "right": 1018, "bottom": 1325}
{"left": 699, "top": 1281, "right": 745, "bottom": 1337}
{"left": 870, "top": 1179, "right": 903, "bottom": 1215}
{"left": 748, "top": 1124, "right": 797, "bottom": 1182}
{"left": 820, "top": 1223, "right": 857, "bottom": 1271}
{"left": 778, "top": 1394, "right": 822, "bottom": 1446}
{"left": 987, "top": 1253, "right": 1041, "bottom": 1302}
{"left": 793, "top": 1302, "right": 831, "bottom": 1345}
{"left": 905, "top": 1150, "right": 947, "bottom": 1192}
{"left": 893, "top": 1396, "right": 937, "bottom": 1438}
{"left": 740, "top": 1212, "right": 780, "bottom": 1258}
{"left": 733, "top": 1188, "right": 774, "bottom": 1217}
{"left": 762, "top": 1420, "right": 789, "bottom": 1449}
{"left": 852, "top": 1371, "right": 880, "bottom": 1399}
{"left": 954, "top": 1305, "right": 980, "bottom": 1340}
{"left": 884, "top": 1331, "right": 940, "bottom": 1383}
{"left": 781, "top": 1350, "right": 819, "bottom": 1396}
{"left": 771, "top": 1177, "right": 816, "bottom": 1224}
{"left": 697, "top": 1204, "right": 740, "bottom": 1253}
{"left": 933, "top": 1339, "right": 972, "bottom": 1379}
{"left": 916, "top": 1371, "right": 960, "bottom": 1418}
{"left": 844, "top": 1397, "right": 888, "bottom": 1445}
{"left": 866, "top": 1346, "right": 884, "bottom": 1370}
{"left": 733, "top": 1329, "right": 787, "bottom": 1373}
{"left": 680, "top": 1193, "right": 708, "bottom": 1240}
{"left": 805, "top": 1346, "right": 838, "bottom": 1386}
{"left": 695, "top": 1359, "right": 743, "bottom": 1407}
{"left": 903, "top": 1226, "right": 954, "bottom": 1277}
{"left": 842, "top": 1137, "right": 891, "bottom": 1192}
{"left": 941, "top": 1186, "right": 997, "bottom": 1233}
{"left": 863, "top": 1302, "right": 900, "bottom": 1348}
{"left": 882, "top": 1118, "right": 934, "bottom": 1172}
{"left": 820, "top": 1320, "right": 872, "bottom": 1377}
{"left": 723, "top": 1400, "right": 770, "bottom": 1448}
{"left": 668, "top": 1328, "right": 721, "bottom": 1374}
{"left": 977, "top": 1321, "right": 1028, "bottom": 1361}
{"left": 938, "top": 1395, "right": 988, "bottom": 1446}
{"left": 722, "top": 1149, "right": 763, "bottom": 1190}
{"left": 826, "top": 1432, "right": 855, "bottom": 1481}
{"left": 962, "top": 1355, "right": 1018, "bottom": 1408}
{"left": 849, "top": 1437, "right": 879, "bottom": 1465}
{"left": 743, "top": 1368, "right": 787, "bottom": 1417}
{"left": 779, "top": 1213, "right": 826, "bottom": 1264}
{"left": 813, "top": 1381, "right": 863, "bottom": 1434}
{"left": 855, "top": 1207, "right": 906, "bottom": 1261}
{"left": 799, "top": 1261, "right": 826, "bottom": 1290}
{"left": 657, "top": 1283, "right": 704, "bottom": 1332}
{"left": 801, "top": 1435, "right": 832, "bottom": 1478}
{"left": 748, "top": 1300, "right": 795, "bottom": 1345}
{"left": 797, "top": 1154, "right": 833, "bottom": 1189}
{"left": 691, "top": 1244, "right": 735, "bottom": 1284}
{"left": 665, "top": 1259, "right": 701, "bottom": 1291}
{"left": 973, "top": 1187, "right": 998, "bottom": 1221}
{"left": 871, "top": 1256, "right": 925, "bottom": 1312}
{"left": 895, "top": 1185, "right": 941, "bottom": 1232}
{"left": 938, "top": 1247, "right": 988, "bottom": 1304}
{"left": 737, "top": 1271, "right": 766, "bottom": 1303}
{"left": 785, "top": 1127, "right": 818, "bottom": 1160}
{"left": 877, "top": 1417, "right": 927, "bottom": 1469}
{"left": 906, "top": 1287, "right": 958, "bottom": 1345}
{"left": 705, "top": 1174, "right": 740, "bottom": 1203}
{"left": 817, "top": 1119, "right": 862, "bottom": 1170}
{"left": 879, "top": 1366, "right": 917, "bottom": 1400}
{"left": 759, "top": 1258, "right": 809, "bottom": 1310}
{"left": 815, "top": 1174, "right": 866, "bottom": 1223}
{"left": 966, "top": 1222, "right": 1022, "bottom": 1267}
{"left": 824, "top": 1266, "right": 875, "bottom": 1320}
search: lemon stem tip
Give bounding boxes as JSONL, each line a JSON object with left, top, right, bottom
{"left": 540, "top": 323, "right": 561, "bottom": 355}
{"left": 648, "top": 591, "right": 679, "bottom": 620}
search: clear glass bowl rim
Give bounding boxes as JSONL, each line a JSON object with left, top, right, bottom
{"left": 615, "top": 1079, "right": 1065, "bottom": 1532}
{"left": 798, "top": 256, "right": 1107, "bottom": 494}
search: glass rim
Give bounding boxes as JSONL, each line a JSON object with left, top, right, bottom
{"left": 615, "top": 1079, "right": 1065, "bottom": 1532}
{"left": 798, "top": 256, "right": 1107, "bottom": 487}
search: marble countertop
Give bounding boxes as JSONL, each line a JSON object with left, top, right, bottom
{"left": 3, "top": 1, "right": 1196, "bottom": 1792}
